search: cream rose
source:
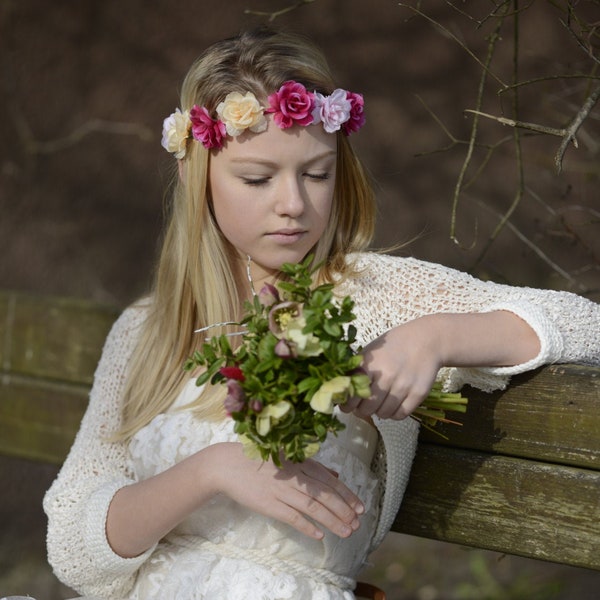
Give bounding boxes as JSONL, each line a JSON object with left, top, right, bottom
{"left": 216, "top": 91, "right": 267, "bottom": 137}
{"left": 161, "top": 108, "right": 191, "bottom": 159}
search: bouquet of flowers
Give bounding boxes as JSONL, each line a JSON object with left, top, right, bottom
{"left": 185, "top": 256, "right": 467, "bottom": 465}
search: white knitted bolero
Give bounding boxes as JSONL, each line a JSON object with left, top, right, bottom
{"left": 44, "top": 252, "right": 600, "bottom": 598}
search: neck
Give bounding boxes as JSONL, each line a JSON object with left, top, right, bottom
{"left": 232, "top": 254, "right": 278, "bottom": 305}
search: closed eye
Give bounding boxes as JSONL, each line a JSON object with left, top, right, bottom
{"left": 304, "top": 172, "right": 331, "bottom": 181}
{"left": 242, "top": 177, "right": 271, "bottom": 186}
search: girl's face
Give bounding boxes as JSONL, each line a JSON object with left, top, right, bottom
{"left": 209, "top": 119, "right": 337, "bottom": 288}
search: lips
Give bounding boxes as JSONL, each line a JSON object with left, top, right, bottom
{"left": 266, "top": 228, "right": 307, "bottom": 244}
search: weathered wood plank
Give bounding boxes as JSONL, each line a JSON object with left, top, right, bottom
{"left": 0, "top": 374, "right": 89, "bottom": 464}
{"left": 0, "top": 291, "right": 119, "bottom": 385}
{"left": 419, "top": 364, "right": 600, "bottom": 469}
{"left": 394, "top": 443, "right": 600, "bottom": 570}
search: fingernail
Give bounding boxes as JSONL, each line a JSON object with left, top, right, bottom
{"left": 340, "top": 525, "right": 352, "bottom": 537}
{"left": 355, "top": 502, "right": 365, "bottom": 514}
{"left": 351, "top": 518, "right": 361, "bottom": 530}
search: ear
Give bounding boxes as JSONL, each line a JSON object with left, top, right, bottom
{"left": 177, "top": 159, "right": 185, "bottom": 181}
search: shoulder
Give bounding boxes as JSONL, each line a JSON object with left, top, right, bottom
{"left": 343, "top": 251, "right": 465, "bottom": 289}
{"left": 98, "top": 298, "right": 151, "bottom": 364}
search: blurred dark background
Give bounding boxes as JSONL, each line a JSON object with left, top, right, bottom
{"left": 1, "top": 1, "right": 599, "bottom": 598}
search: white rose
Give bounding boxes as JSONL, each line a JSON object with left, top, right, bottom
{"left": 161, "top": 108, "right": 190, "bottom": 159}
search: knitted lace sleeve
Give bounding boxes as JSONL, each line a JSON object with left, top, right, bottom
{"left": 346, "top": 252, "right": 600, "bottom": 552}
{"left": 347, "top": 253, "right": 600, "bottom": 390}
{"left": 43, "top": 304, "right": 155, "bottom": 598}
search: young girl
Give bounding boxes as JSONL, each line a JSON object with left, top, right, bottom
{"left": 44, "top": 27, "right": 600, "bottom": 600}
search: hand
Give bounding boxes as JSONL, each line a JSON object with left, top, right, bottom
{"left": 343, "top": 316, "right": 443, "bottom": 420}
{"left": 208, "top": 442, "right": 365, "bottom": 541}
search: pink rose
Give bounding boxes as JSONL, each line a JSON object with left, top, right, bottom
{"left": 190, "top": 105, "right": 227, "bottom": 149}
{"left": 266, "top": 81, "right": 315, "bottom": 129}
{"left": 342, "top": 92, "right": 365, "bottom": 135}
{"left": 311, "top": 89, "right": 352, "bottom": 134}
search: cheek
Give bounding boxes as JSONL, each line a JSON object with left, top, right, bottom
{"left": 314, "top": 186, "right": 335, "bottom": 224}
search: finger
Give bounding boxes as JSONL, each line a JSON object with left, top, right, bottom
{"left": 263, "top": 497, "right": 327, "bottom": 540}
{"left": 298, "top": 461, "right": 365, "bottom": 516}
{"left": 354, "top": 393, "right": 385, "bottom": 418}
{"left": 339, "top": 396, "right": 361, "bottom": 413}
{"left": 282, "top": 485, "right": 361, "bottom": 539}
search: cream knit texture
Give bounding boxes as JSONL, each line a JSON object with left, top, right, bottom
{"left": 44, "top": 252, "right": 600, "bottom": 598}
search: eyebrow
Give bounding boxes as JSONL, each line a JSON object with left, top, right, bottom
{"left": 229, "top": 150, "right": 337, "bottom": 168}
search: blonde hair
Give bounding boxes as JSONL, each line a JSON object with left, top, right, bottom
{"left": 118, "top": 28, "right": 376, "bottom": 439}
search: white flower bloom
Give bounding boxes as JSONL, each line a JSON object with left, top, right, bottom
{"left": 256, "top": 401, "right": 292, "bottom": 436}
{"left": 161, "top": 108, "right": 191, "bottom": 159}
{"left": 310, "top": 376, "right": 352, "bottom": 414}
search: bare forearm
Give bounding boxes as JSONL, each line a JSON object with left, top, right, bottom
{"left": 348, "top": 309, "right": 541, "bottom": 420}
{"left": 106, "top": 445, "right": 220, "bottom": 558}
{"left": 106, "top": 439, "right": 366, "bottom": 559}
{"left": 431, "top": 310, "right": 541, "bottom": 368}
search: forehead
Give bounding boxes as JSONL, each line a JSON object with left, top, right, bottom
{"left": 212, "top": 118, "right": 338, "bottom": 165}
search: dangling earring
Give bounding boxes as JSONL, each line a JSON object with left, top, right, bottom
{"left": 246, "top": 255, "right": 257, "bottom": 298}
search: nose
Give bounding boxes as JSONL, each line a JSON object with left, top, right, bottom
{"left": 274, "top": 175, "right": 305, "bottom": 218}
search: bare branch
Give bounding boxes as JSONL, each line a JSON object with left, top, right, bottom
{"left": 498, "top": 73, "right": 600, "bottom": 95}
{"left": 449, "top": 16, "right": 505, "bottom": 248}
{"left": 464, "top": 109, "right": 573, "bottom": 138}
{"left": 16, "top": 117, "right": 154, "bottom": 155}
{"left": 555, "top": 82, "right": 600, "bottom": 172}
{"left": 474, "top": 199, "right": 582, "bottom": 290}
{"left": 245, "top": 0, "right": 317, "bottom": 22}
{"left": 473, "top": 0, "right": 526, "bottom": 268}
{"left": 557, "top": 2, "right": 600, "bottom": 66}
{"left": 398, "top": 3, "right": 507, "bottom": 88}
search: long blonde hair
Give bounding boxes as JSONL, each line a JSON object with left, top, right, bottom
{"left": 118, "top": 28, "right": 376, "bottom": 439}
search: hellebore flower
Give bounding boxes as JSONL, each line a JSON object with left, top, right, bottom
{"left": 268, "top": 302, "right": 302, "bottom": 336}
{"left": 256, "top": 401, "right": 292, "bottom": 436}
{"left": 223, "top": 379, "right": 246, "bottom": 415}
{"left": 258, "top": 283, "right": 280, "bottom": 307}
{"left": 274, "top": 338, "right": 296, "bottom": 358}
{"left": 219, "top": 366, "right": 245, "bottom": 381}
{"left": 310, "top": 376, "right": 352, "bottom": 414}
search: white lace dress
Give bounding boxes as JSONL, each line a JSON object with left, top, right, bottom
{"left": 123, "top": 379, "right": 381, "bottom": 600}
{"left": 45, "top": 252, "right": 600, "bottom": 599}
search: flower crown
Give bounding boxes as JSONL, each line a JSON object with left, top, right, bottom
{"left": 161, "top": 80, "right": 365, "bottom": 159}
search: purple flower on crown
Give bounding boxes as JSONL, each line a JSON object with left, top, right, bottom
{"left": 190, "top": 105, "right": 227, "bottom": 149}
{"left": 266, "top": 81, "right": 315, "bottom": 129}
{"left": 342, "top": 92, "right": 365, "bottom": 135}
{"left": 311, "top": 89, "right": 352, "bottom": 134}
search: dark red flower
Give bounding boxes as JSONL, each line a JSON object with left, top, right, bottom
{"left": 219, "top": 365, "right": 245, "bottom": 381}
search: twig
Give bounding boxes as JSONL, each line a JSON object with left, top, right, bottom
{"left": 472, "top": 0, "right": 526, "bottom": 268}
{"left": 555, "top": 82, "right": 600, "bottom": 172}
{"left": 245, "top": 0, "right": 317, "bottom": 22}
{"left": 398, "top": 3, "right": 507, "bottom": 88}
{"left": 474, "top": 199, "right": 581, "bottom": 290}
{"left": 558, "top": 12, "right": 600, "bottom": 66}
{"left": 17, "top": 118, "right": 154, "bottom": 155}
{"left": 497, "top": 73, "right": 600, "bottom": 95}
{"left": 449, "top": 18, "right": 504, "bottom": 248}
{"left": 464, "top": 109, "right": 574, "bottom": 139}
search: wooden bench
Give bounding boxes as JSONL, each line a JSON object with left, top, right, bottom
{"left": 1, "top": 290, "right": 599, "bottom": 575}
